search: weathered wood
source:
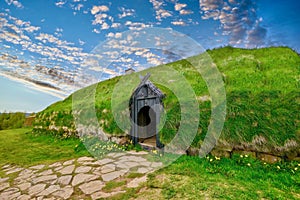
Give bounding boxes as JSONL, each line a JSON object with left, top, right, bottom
{"left": 129, "top": 73, "right": 165, "bottom": 149}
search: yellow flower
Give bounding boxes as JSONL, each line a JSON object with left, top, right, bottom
{"left": 215, "top": 156, "right": 220, "bottom": 160}
{"left": 240, "top": 155, "right": 243, "bottom": 158}
{"left": 209, "top": 158, "right": 213, "bottom": 162}
{"left": 247, "top": 163, "right": 251, "bottom": 166}
{"left": 276, "top": 166, "right": 280, "bottom": 169}
{"left": 245, "top": 155, "right": 248, "bottom": 158}
{"left": 295, "top": 167, "right": 298, "bottom": 171}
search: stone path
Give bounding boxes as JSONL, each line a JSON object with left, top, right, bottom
{"left": 0, "top": 151, "right": 163, "bottom": 200}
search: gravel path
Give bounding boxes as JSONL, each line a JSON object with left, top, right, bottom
{"left": 0, "top": 151, "right": 162, "bottom": 200}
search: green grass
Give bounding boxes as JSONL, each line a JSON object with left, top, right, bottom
{"left": 115, "top": 155, "right": 300, "bottom": 200}
{"left": 0, "top": 128, "right": 298, "bottom": 199}
{"left": 0, "top": 128, "right": 90, "bottom": 167}
{"left": 32, "top": 47, "right": 300, "bottom": 152}
{"left": 126, "top": 172, "right": 145, "bottom": 179}
{"left": 102, "top": 180, "right": 127, "bottom": 192}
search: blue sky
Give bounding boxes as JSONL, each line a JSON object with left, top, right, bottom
{"left": 0, "top": 0, "right": 299, "bottom": 112}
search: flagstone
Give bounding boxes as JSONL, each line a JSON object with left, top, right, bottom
{"left": 101, "top": 170, "right": 126, "bottom": 182}
{"left": 109, "top": 152, "right": 127, "bottom": 158}
{"left": 32, "top": 175, "right": 57, "bottom": 184}
{"left": 29, "top": 164, "right": 45, "bottom": 170}
{"left": 18, "top": 182, "right": 31, "bottom": 191}
{"left": 28, "top": 184, "right": 46, "bottom": 196}
{"left": 74, "top": 166, "right": 92, "bottom": 173}
{"left": 57, "top": 165, "right": 75, "bottom": 175}
{"left": 39, "top": 185, "right": 60, "bottom": 196}
{"left": 128, "top": 150, "right": 148, "bottom": 155}
{"left": 52, "top": 186, "right": 73, "bottom": 199}
{"left": 94, "top": 158, "right": 114, "bottom": 165}
{"left": 16, "top": 194, "right": 31, "bottom": 200}
{"left": 79, "top": 180, "right": 104, "bottom": 194}
{"left": 101, "top": 164, "right": 115, "bottom": 174}
{"left": 54, "top": 166, "right": 63, "bottom": 171}
{"left": 77, "top": 156, "right": 95, "bottom": 162}
{"left": 91, "top": 191, "right": 111, "bottom": 200}
{"left": 1, "top": 165, "right": 10, "bottom": 170}
{"left": 0, "top": 189, "right": 20, "bottom": 200}
{"left": 3, "top": 166, "right": 15, "bottom": 172}
{"left": 127, "top": 175, "right": 147, "bottom": 188}
{"left": 0, "top": 182, "right": 9, "bottom": 191}
{"left": 0, "top": 178, "right": 9, "bottom": 184}
{"left": 5, "top": 167, "right": 23, "bottom": 175}
{"left": 0, "top": 151, "right": 162, "bottom": 199}
{"left": 37, "top": 169, "right": 53, "bottom": 176}
{"left": 57, "top": 175, "right": 72, "bottom": 186}
{"left": 71, "top": 173, "right": 98, "bottom": 186}
{"left": 62, "top": 159, "right": 74, "bottom": 166}
{"left": 48, "top": 162, "right": 61, "bottom": 168}
{"left": 124, "top": 161, "right": 140, "bottom": 168}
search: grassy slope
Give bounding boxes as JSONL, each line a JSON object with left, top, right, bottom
{"left": 0, "top": 128, "right": 90, "bottom": 167}
{"left": 0, "top": 129, "right": 299, "bottom": 199}
{"left": 115, "top": 155, "right": 300, "bottom": 200}
{"left": 32, "top": 47, "right": 300, "bottom": 150}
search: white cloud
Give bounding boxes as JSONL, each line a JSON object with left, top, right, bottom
{"left": 89, "top": 66, "right": 117, "bottom": 75}
{"left": 5, "top": 0, "right": 23, "bottom": 8}
{"left": 174, "top": 3, "right": 193, "bottom": 15}
{"left": 91, "top": 11, "right": 113, "bottom": 31}
{"left": 55, "top": 28, "right": 63, "bottom": 32}
{"left": 35, "top": 33, "right": 70, "bottom": 46}
{"left": 158, "top": 9, "right": 172, "bottom": 19}
{"left": 115, "top": 32, "right": 122, "bottom": 38}
{"left": 0, "top": 12, "right": 95, "bottom": 96}
{"left": 91, "top": 5, "right": 109, "bottom": 15}
{"left": 74, "top": 4, "right": 84, "bottom": 11}
{"left": 14, "top": 19, "right": 28, "bottom": 26}
{"left": 171, "top": 20, "right": 186, "bottom": 26}
{"left": 125, "top": 21, "right": 151, "bottom": 30}
{"left": 101, "top": 22, "right": 110, "bottom": 30}
{"left": 78, "top": 39, "right": 85, "bottom": 45}
{"left": 23, "top": 25, "right": 40, "bottom": 33}
{"left": 93, "top": 28, "right": 100, "bottom": 34}
{"left": 179, "top": 10, "right": 193, "bottom": 15}
{"left": 118, "top": 7, "right": 135, "bottom": 19}
{"left": 134, "top": 49, "right": 149, "bottom": 56}
{"left": 149, "top": 0, "right": 172, "bottom": 21}
{"left": 106, "top": 32, "right": 115, "bottom": 38}
{"left": 199, "top": 0, "right": 267, "bottom": 47}
{"left": 92, "top": 13, "right": 108, "bottom": 25}
{"left": 55, "top": 1, "right": 66, "bottom": 8}
{"left": 111, "top": 23, "right": 121, "bottom": 28}
{"left": 174, "top": 3, "right": 186, "bottom": 11}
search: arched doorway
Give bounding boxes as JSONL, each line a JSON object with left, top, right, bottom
{"left": 137, "top": 106, "right": 156, "bottom": 139}
{"left": 137, "top": 106, "right": 151, "bottom": 127}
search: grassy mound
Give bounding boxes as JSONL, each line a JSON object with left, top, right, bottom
{"left": 0, "top": 128, "right": 89, "bottom": 166}
{"left": 32, "top": 47, "right": 300, "bottom": 154}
